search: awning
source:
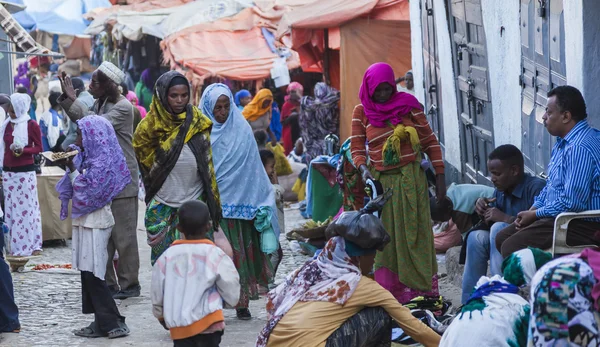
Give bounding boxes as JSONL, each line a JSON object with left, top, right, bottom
{"left": 85, "top": 0, "right": 253, "bottom": 41}
{"left": 4, "top": 0, "right": 111, "bottom": 36}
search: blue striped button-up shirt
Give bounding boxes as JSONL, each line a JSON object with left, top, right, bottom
{"left": 533, "top": 120, "right": 600, "bottom": 218}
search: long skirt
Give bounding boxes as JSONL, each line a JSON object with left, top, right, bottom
{"left": 72, "top": 226, "right": 112, "bottom": 281}
{"left": 145, "top": 199, "right": 179, "bottom": 265}
{"left": 325, "top": 307, "right": 392, "bottom": 347}
{"left": 528, "top": 257, "right": 600, "bottom": 346}
{"left": 2, "top": 171, "right": 42, "bottom": 256}
{"left": 219, "top": 218, "right": 273, "bottom": 308}
{"left": 372, "top": 161, "right": 438, "bottom": 304}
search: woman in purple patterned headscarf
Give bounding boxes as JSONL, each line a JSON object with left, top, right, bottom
{"left": 55, "top": 115, "right": 131, "bottom": 339}
{"left": 299, "top": 82, "right": 340, "bottom": 163}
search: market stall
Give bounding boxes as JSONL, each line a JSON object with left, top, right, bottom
{"left": 37, "top": 166, "right": 71, "bottom": 241}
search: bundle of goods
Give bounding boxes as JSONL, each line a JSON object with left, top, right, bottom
{"left": 287, "top": 217, "right": 332, "bottom": 256}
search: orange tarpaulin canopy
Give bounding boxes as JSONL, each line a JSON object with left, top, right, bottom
{"left": 162, "top": 26, "right": 300, "bottom": 83}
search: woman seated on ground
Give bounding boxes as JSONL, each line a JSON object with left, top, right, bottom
{"left": 527, "top": 247, "right": 600, "bottom": 346}
{"left": 256, "top": 236, "right": 441, "bottom": 347}
{"left": 441, "top": 248, "right": 552, "bottom": 347}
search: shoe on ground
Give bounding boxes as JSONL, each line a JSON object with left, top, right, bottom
{"left": 113, "top": 285, "right": 141, "bottom": 300}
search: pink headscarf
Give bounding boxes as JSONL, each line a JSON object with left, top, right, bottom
{"left": 126, "top": 91, "right": 147, "bottom": 118}
{"left": 358, "top": 62, "right": 422, "bottom": 128}
{"left": 285, "top": 82, "right": 304, "bottom": 102}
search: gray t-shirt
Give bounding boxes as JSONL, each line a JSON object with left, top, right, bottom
{"left": 155, "top": 144, "right": 203, "bottom": 208}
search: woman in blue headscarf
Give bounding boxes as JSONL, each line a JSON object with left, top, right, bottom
{"left": 201, "top": 83, "right": 280, "bottom": 321}
{"left": 234, "top": 89, "right": 252, "bottom": 112}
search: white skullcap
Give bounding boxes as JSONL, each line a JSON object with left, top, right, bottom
{"left": 97, "top": 61, "right": 126, "bottom": 85}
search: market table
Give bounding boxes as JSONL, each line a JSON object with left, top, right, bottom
{"left": 37, "top": 166, "right": 71, "bottom": 241}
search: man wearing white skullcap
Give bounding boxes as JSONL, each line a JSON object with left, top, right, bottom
{"left": 58, "top": 62, "right": 141, "bottom": 304}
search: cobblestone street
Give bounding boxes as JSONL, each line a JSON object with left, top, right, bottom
{"left": 0, "top": 206, "right": 310, "bottom": 347}
{"left": 0, "top": 205, "right": 460, "bottom": 347}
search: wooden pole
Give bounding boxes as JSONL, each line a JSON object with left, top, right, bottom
{"left": 323, "top": 28, "right": 330, "bottom": 85}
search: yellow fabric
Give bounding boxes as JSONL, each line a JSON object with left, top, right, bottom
{"left": 243, "top": 89, "right": 273, "bottom": 122}
{"left": 133, "top": 96, "right": 213, "bottom": 170}
{"left": 266, "top": 143, "right": 293, "bottom": 176}
{"left": 266, "top": 277, "right": 441, "bottom": 347}
{"left": 382, "top": 124, "right": 420, "bottom": 166}
{"left": 292, "top": 179, "right": 306, "bottom": 201}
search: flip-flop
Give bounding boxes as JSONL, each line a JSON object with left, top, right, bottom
{"left": 107, "top": 326, "right": 130, "bottom": 339}
{"left": 73, "top": 322, "right": 103, "bottom": 338}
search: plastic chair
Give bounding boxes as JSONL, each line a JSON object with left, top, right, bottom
{"left": 552, "top": 210, "right": 600, "bottom": 255}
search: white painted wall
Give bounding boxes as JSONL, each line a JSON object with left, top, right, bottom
{"left": 409, "top": 0, "right": 426, "bottom": 105}
{"left": 481, "top": 0, "right": 522, "bottom": 148}
{"left": 564, "top": 0, "right": 584, "bottom": 91}
{"left": 432, "top": 0, "right": 461, "bottom": 172}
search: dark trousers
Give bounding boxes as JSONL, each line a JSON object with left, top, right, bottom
{"left": 81, "top": 271, "right": 124, "bottom": 334}
{"left": 0, "top": 235, "right": 19, "bottom": 332}
{"left": 495, "top": 218, "right": 600, "bottom": 258}
{"left": 173, "top": 331, "right": 223, "bottom": 347}
{"left": 325, "top": 307, "right": 392, "bottom": 347}
{"left": 105, "top": 197, "right": 140, "bottom": 290}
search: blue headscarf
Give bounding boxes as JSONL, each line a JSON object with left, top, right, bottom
{"left": 234, "top": 89, "right": 251, "bottom": 107}
{"left": 200, "top": 84, "right": 280, "bottom": 239}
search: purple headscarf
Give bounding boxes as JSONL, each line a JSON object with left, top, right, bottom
{"left": 56, "top": 115, "right": 131, "bottom": 220}
{"left": 14, "top": 62, "right": 31, "bottom": 93}
{"left": 358, "top": 62, "right": 422, "bottom": 128}
{"left": 141, "top": 68, "right": 154, "bottom": 90}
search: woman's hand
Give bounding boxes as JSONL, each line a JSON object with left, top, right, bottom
{"left": 59, "top": 71, "right": 77, "bottom": 101}
{"left": 435, "top": 174, "right": 446, "bottom": 202}
{"left": 359, "top": 165, "right": 374, "bottom": 184}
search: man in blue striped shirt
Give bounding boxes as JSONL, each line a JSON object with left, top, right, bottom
{"left": 496, "top": 86, "right": 600, "bottom": 257}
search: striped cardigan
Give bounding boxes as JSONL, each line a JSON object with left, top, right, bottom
{"left": 350, "top": 105, "right": 445, "bottom": 174}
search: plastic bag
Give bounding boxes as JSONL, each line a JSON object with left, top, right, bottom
{"left": 266, "top": 143, "right": 293, "bottom": 176}
{"left": 325, "top": 189, "right": 393, "bottom": 250}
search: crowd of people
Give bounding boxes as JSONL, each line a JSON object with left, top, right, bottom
{"left": 0, "top": 56, "right": 599, "bottom": 347}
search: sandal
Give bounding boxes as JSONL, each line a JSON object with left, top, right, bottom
{"left": 107, "top": 322, "right": 130, "bottom": 339}
{"left": 73, "top": 322, "right": 103, "bottom": 338}
{"left": 236, "top": 308, "right": 252, "bottom": 320}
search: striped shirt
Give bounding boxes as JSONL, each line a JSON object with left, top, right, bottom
{"left": 533, "top": 120, "right": 600, "bottom": 218}
{"left": 350, "top": 105, "right": 445, "bottom": 174}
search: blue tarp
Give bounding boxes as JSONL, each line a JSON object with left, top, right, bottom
{"left": 5, "top": 0, "right": 111, "bottom": 36}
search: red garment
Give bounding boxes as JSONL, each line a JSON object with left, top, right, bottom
{"left": 3, "top": 120, "right": 42, "bottom": 168}
{"left": 281, "top": 100, "right": 299, "bottom": 155}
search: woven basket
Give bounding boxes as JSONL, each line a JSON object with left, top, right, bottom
{"left": 293, "top": 224, "right": 328, "bottom": 239}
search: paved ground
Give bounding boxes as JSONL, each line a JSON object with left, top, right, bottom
{"left": 0, "top": 205, "right": 461, "bottom": 347}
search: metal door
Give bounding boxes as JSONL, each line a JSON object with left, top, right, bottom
{"left": 448, "top": 0, "right": 494, "bottom": 184}
{"left": 421, "top": 0, "right": 445, "bottom": 145}
{"left": 520, "top": 0, "right": 565, "bottom": 177}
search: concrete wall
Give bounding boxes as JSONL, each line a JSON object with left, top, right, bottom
{"left": 409, "top": 0, "right": 426, "bottom": 105}
{"left": 564, "top": 0, "right": 584, "bottom": 92}
{"left": 481, "top": 0, "right": 522, "bottom": 148}
{"left": 431, "top": 0, "right": 461, "bottom": 172}
{"left": 581, "top": 0, "right": 600, "bottom": 128}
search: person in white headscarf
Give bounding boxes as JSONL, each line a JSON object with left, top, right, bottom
{"left": 1, "top": 93, "right": 43, "bottom": 257}
{"left": 58, "top": 61, "right": 141, "bottom": 300}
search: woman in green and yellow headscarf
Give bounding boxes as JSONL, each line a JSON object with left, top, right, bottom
{"left": 133, "top": 71, "right": 222, "bottom": 264}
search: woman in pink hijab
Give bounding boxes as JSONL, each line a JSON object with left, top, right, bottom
{"left": 126, "top": 91, "right": 147, "bottom": 119}
{"left": 281, "top": 82, "right": 303, "bottom": 155}
{"left": 349, "top": 62, "right": 447, "bottom": 304}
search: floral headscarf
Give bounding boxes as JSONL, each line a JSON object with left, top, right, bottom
{"left": 56, "top": 115, "right": 131, "bottom": 220}
{"left": 256, "top": 237, "right": 362, "bottom": 346}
